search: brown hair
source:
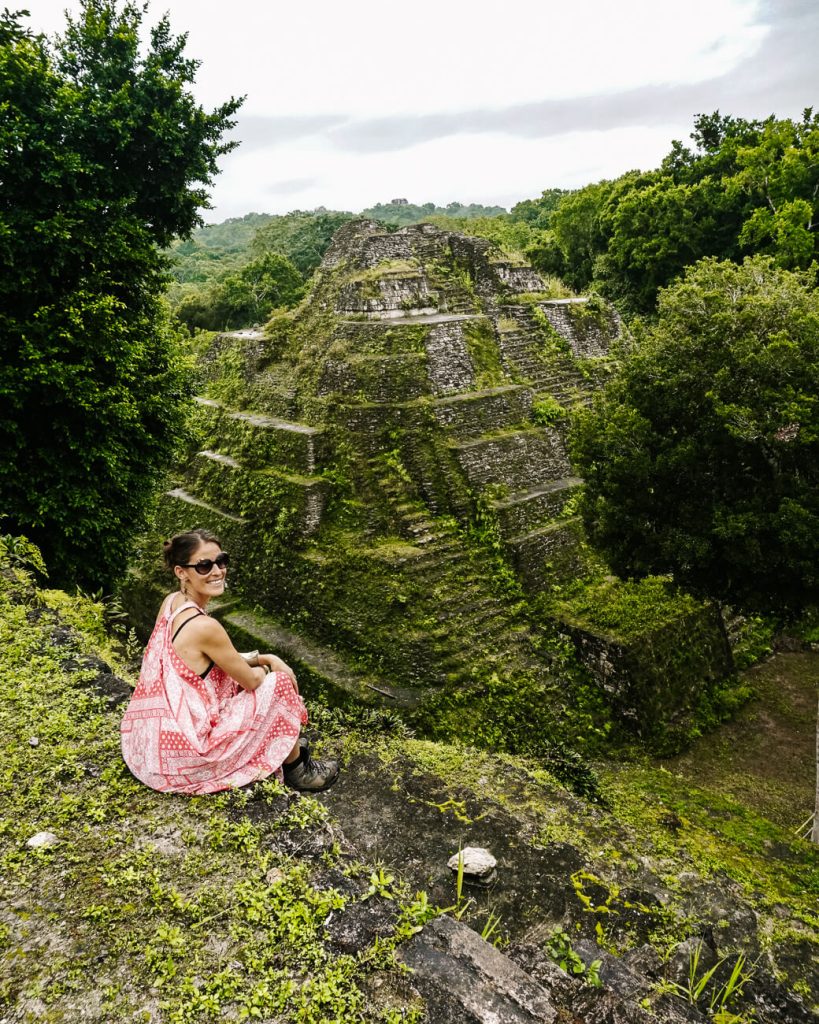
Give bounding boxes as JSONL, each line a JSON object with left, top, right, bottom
{"left": 162, "top": 529, "right": 222, "bottom": 572}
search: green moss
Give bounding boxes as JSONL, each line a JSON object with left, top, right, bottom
{"left": 462, "top": 318, "right": 505, "bottom": 389}
{"left": 513, "top": 284, "right": 575, "bottom": 301}
{"left": 600, "top": 764, "right": 819, "bottom": 930}
{"left": 549, "top": 575, "right": 702, "bottom": 643}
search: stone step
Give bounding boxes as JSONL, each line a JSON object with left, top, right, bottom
{"left": 317, "top": 352, "right": 429, "bottom": 403}
{"left": 165, "top": 486, "right": 247, "bottom": 525}
{"left": 193, "top": 397, "right": 327, "bottom": 474}
{"left": 451, "top": 428, "right": 571, "bottom": 493}
{"left": 490, "top": 477, "right": 582, "bottom": 537}
{"left": 505, "top": 519, "right": 586, "bottom": 592}
{"left": 221, "top": 607, "right": 421, "bottom": 708}
{"left": 190, "top": 451, "right": 329, "bottom": 537}
{"left": 429, "top": 385, "right": 534, "bottom": 439}
{"left": 406, "top": 549, "right": 469, "bottom": 575}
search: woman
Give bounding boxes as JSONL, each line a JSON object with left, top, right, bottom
{"left": 121, "top": 528, "right": 338, "bottom": 795}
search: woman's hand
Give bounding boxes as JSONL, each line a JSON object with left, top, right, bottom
{"left": 261, "top": 654, "right": 299, "bottom": 693}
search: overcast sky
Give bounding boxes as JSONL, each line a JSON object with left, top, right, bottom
{"left": 29, "top": 0, "right": 819, "bottom": 222}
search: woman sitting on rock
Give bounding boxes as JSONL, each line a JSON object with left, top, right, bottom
{"left": 121, "top": 528, "right": 338, "bottom": 795}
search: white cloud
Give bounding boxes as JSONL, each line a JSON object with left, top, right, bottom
{"left": 22, "top": 0, "right": 817, "bottom": 221}
{"left": 211, "top": 123, "right": 684, "bottom": 219}
{"left": 31, "top": 0, "right": 766, "bottom": 116}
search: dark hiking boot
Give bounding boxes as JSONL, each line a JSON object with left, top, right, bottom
{"left": 283, "top": 748, "right": 339, "bottom": 792}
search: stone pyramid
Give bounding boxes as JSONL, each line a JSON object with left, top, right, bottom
{"left": 126, "top": 220, "right": 731, "bottom": 750}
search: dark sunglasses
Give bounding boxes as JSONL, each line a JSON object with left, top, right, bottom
{"left": 179, "top": 552, "right": 230, "bottom": 575}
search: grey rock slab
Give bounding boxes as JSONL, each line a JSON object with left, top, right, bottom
{"left": 398, "top": 915, "right": 558, "bottom": 1023}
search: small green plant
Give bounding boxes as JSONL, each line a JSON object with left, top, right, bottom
{"left": 395, "top": 891, "right": 444, "bottom": 939}
{"left": 532, "top": 395, "right": 566, "bottom": 426}
{"left": 544, "top": 927, "right": 602, "bottom": 986}
{"left": 480, "top": 910, "right": 505, "bottom": 947}
{"left": 665, "top": 940, "right": 757, "bottom": 1018}
{"left": 363, "top": 866, "right": 396, "bottom": 901}
{"left": 0, "top": 531, "right": 48, "bottom": 575}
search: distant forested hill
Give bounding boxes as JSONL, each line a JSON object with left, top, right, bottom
{"left": 359, "top": 199, "right": 507, "bottom": 225}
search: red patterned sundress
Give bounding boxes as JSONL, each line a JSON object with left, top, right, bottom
{"left": 121, "top": 599, "right": 307, "bottom": 794}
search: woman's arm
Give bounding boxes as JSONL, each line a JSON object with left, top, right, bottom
{"left": 197, "top": 619, "right": 274, "bottom": 692}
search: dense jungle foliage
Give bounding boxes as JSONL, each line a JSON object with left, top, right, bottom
{"left": 572, "top": 256, "right": 819, "bottom": 616}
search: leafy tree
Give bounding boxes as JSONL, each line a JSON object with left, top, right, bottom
{"left": 175, "top": 252, "right": 304, "bottom": 331}
{"left": 595, "top": 175, "right": 742, "bottom": 313}
{"left": 426, "top": 214, "right": 534, "bottom": 258}
{"left": 572, "top": 256, "right": 819, "bottom": 616}
{"left": 0, "top": 3, "right": 240, "bottom": 586}
{"left": 525, "top": 111, "right": 819, "bottom": 313}
{"left": 548, "top": 179, "right": 624, "bottom": 291}
{"left": 510, "top": 188, "right": 571, "bottom": 229}
{"left": 250, "top": 209, "right": 354, "bottom": 277}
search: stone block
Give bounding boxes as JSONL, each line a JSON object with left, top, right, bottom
{"left": 430, "top": 385, "right": 533, "bottom": 439}
{"left": 424, "top": 319, "right": 476, "bottom": 395}
{"left": 505, "top": 519, "right": 586, "bottom": 591}
{"left": 337, "top": 274, "right": 439, "bottom": 316}
{"left": 537, "top": 299, "right": 620, "bottom": 359}
{"left": 494, "top": 263, "right": 546, "bottom": 294}
{"left": 397, "top": 916, "right": 558, "bottom": 1023}
{"left": 558, "top": 603, "right": 734, "bottom": 739}
{"left": 317, "top": 353, "right": 429, "bottom": 403}
{"left": 452, "top": 428, "right": 571, "bottom": 493}
{"left": 491, "top": 478, "right": 582, "bottom": 537}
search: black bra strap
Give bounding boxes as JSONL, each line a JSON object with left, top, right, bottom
{"left": 171, "top": 610, "right": 204, "bottom": 643}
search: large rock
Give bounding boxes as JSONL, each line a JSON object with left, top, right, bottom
{"left": 398, "top": 916, "right": 558, "bottom": 1023}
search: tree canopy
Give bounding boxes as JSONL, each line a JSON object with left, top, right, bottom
{"left": 572, "top": 256, "right": 819, "bottom": 616}
{"left": 175, "top": 251, "right": 305, "bottom": 331}
{"left": 0, "top": 2, "right": 241, "bottom": 586}
{"left": 518, "top": 111, "right": 819, "bottom": 314}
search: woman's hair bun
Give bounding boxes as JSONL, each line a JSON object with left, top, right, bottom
{"left": 162, "top": 528, "right": 222, "bottom": 572}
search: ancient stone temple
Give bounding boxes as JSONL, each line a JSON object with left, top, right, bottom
{"left": 126, "top": 220, "right": 731, "bottom": 750}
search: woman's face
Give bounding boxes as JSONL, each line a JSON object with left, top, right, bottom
{"left": 175, "top": 540, "right": 228, "bottom": 603}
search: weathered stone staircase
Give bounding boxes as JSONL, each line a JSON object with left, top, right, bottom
{"left": 495, "top": 302, "right": 594, "bottom": 403}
